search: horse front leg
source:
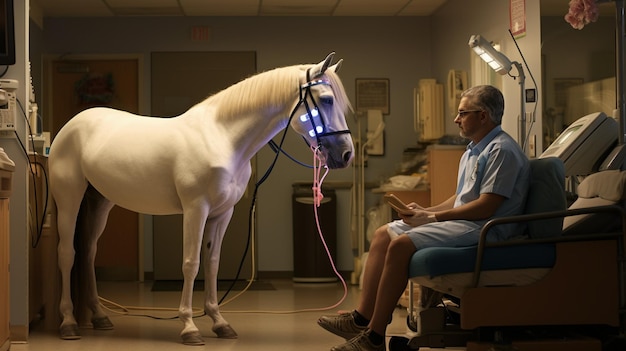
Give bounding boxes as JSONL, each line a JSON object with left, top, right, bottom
{"left": 203, "top": 213, "right": 237, "bottom": 339}
{"left": 178, "top": 206, "right": 209, "bottom": 345}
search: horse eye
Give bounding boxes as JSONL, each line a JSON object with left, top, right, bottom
{"left": 319, "top": 96, "right": 334, "bottom": 106}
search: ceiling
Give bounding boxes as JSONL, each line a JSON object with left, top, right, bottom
{"left": 30, "top": 0, "right": 448, "bottom": 17}
{"left": 30, "top": 0, "right": 612, "bottom": 18}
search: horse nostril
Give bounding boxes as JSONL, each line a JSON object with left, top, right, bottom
{"left": 343, "top": 151, "right": 353, "bottom": 164}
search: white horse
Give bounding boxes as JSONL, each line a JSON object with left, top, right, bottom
{"left": 48, "top": 52, "right": 354, "bottom": 345}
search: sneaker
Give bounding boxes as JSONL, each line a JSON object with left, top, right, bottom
{"left": 317, "top": 311, "right": 367, "bottom": 340}
{"left": 330, "top": 330, "right": 385, "bottom": 351}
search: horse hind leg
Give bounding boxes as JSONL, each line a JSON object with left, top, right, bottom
{"left": 58, "top": 184, "right": 115, "bottom": 339}
{"left": 75, "top": 185, "right": 115, "bottom": 330}
{"left": 56, "top": 179, "right": 87, "bottom": 340}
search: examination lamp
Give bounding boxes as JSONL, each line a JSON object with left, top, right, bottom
{"left": 468, "top": 35, "right": 512, "bottom": 75}
{"left": 468, "top": 34, "right": 527, "bottom": 151}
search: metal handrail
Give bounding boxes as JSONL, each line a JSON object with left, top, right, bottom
{"left": 472, "top": 205, "right": 626, "bottom": 317}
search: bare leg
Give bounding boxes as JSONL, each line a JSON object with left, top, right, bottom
{"left": 356, "top": 225, "right": 392, "bottom": 319}
{"left": 368, "top": 234, "right": 416, "bottom": 335}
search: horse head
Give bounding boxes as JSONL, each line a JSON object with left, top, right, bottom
{"left": 290, "top": 52, "right": 354, "bottom": 169}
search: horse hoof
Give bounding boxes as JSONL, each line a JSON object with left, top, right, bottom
{"left": 181, "top": 331, "right": 205, "bottom": 346}
{"left": 92, "top": 316, "right": 114, "bottom": 330}
{"left": 214, "top": 325, "right": 238, "bottom": 339}
{"left": 60, "top": 324, "right": 81, "bottom": 340}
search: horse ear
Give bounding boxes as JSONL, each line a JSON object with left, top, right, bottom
{"left": 310, "top": 52, "right": 335, "bottom": 78}
{"left": 329, "top": 59, "right": 343, "bottom": 73}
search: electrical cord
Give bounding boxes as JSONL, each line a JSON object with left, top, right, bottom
{"left": 97, "top": 133, "right": 348, "bottom": 319}
{"left": 267, "top": 140, "right": 314, "bottom": 169}
{"left": 10, "top": 98, "right": 49, "bottom": 249}
{"left": 215, "top": 111, "right": 298, "bottom": 305}
{"left": 220, "top": 146, "right": 348, "bottom": 315}
{"left": 98, "top": 296, "right": 204, "bottom": 320}
{"left": 94, "top": 106, "right": 297, "bottom": 320}
{"left": 95, "top": 77, "right": 349, "bottom": 319}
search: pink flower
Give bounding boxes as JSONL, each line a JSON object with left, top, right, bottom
{"left": 564, "top": 0, "right": 599, "bottom": 29}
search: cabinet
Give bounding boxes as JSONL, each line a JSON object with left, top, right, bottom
{"left": 428, "top": 145, "right": 465, "bottom": 205}
{"left": 1, "top": 198, "right": 9, "bottom": 351}
{"left": 0, "top": 147, "right": 12, "bottom": 351}
{"left": 379, "top": 145, "right": 464, "bottom": 218}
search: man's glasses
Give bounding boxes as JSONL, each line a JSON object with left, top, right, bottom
{"left": 456, "top": 110, "right": 482, "bottom": 118}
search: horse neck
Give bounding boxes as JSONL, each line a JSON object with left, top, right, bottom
{"left": 188, "top": 66, "right": 302, "bottom": 162}
{"left": 222, "top": 107, "right": 292, "bottom": 162}
{"left": 183, "top": 93, "right": 295, "bottom": 164}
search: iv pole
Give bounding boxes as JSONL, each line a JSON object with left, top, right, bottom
{"left": 350, "top": 111, "right": 384, "bottom": 285}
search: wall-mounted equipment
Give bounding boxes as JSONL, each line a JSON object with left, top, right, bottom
{"left": 0, "top": 79, "right": 18, "bottom": 132}
{"left": 415, "top": 79, "right": 444, "bottom": 141}
{"left": 366, "top": 109, "right": 384, "bottom": 156}
{"left": 447, "top": 70, "right": 468, "bottom": 114}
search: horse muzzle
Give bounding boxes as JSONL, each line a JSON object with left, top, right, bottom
{"left": 318, "top": 132, "right": 354, "bottom": 169}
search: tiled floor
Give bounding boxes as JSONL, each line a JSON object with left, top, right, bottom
{"left": 11, "top": 279, "right": 443, "bottom": 351}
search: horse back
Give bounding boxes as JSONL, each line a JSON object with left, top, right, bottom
{"left": 49, "top": 106, "right": 251, "bottom": 215}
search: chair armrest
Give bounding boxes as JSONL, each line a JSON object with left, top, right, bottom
{"left": 471, "top": 205, "right": 626, "bottom": 288}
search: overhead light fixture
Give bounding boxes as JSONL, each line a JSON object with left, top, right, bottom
{"left": 469, "top": 34, "right": 528, "bottom": 151}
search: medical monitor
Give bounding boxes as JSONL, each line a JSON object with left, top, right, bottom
{"left": 0, "top": 0, "right": 15, "bottom": 66}
{"left": 540, "top": 112, "right": 618, "bottom": 176}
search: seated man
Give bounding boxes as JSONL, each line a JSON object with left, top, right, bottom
{"left": 318, "top": 85, "right": 531, "bottom": 351}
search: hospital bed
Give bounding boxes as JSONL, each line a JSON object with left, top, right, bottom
{"left": 388, "top": 156, "right": 626, "bottom": 351}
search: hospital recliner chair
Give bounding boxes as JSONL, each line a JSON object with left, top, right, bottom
{"left": 389, "top": 157, "right": 626, "bottom": 351}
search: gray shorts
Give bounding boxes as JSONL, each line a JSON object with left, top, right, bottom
{"left": 387, "top": 219, "right": 483, "bottom": 250}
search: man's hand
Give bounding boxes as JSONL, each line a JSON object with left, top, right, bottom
{"left": 399, "top": 210, "right": 437, "bottom": 227}
{"left": 406, "top": 202, "right": 425, "bottom": 211}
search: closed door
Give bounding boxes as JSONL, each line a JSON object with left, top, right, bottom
{"left": 151, "top": 52, "right": 257, "bottom": 281}
{"left": 45, "top": 57, "right": 140, "bottom": 280}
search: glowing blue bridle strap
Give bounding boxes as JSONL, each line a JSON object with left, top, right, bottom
{"left": 268, "top": 69, "right": 351, "bottom": 172}
{"left": 290, "top": 69, "right": 351, "bottom": 148}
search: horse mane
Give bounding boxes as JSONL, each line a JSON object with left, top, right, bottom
{"left": 204, "top": 64, "right": 352, "bottom": 121}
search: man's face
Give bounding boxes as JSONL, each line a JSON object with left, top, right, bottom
{"left": 454, "top": 97, "right": 484, "bottom": 139}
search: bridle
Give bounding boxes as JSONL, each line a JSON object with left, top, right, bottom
{"left": 288, "top": 68, "right": 351, "bottom": 150}
{"left": 265, "top": 67, "right": 352, "bottom": 172}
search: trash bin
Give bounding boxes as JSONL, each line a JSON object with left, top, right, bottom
{"left": 292, "top": 184, "right": 337, "bottom": 283}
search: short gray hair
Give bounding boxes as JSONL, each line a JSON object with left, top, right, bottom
{"left": 460, "top": 85, "right": 504, "bottom": 125}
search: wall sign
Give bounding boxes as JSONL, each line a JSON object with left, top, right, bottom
{"left": 510, "top": 0, "right": 526, "bottom": 38}
{"left": 355, "top": 78, "right": 390, "bottom": 115}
